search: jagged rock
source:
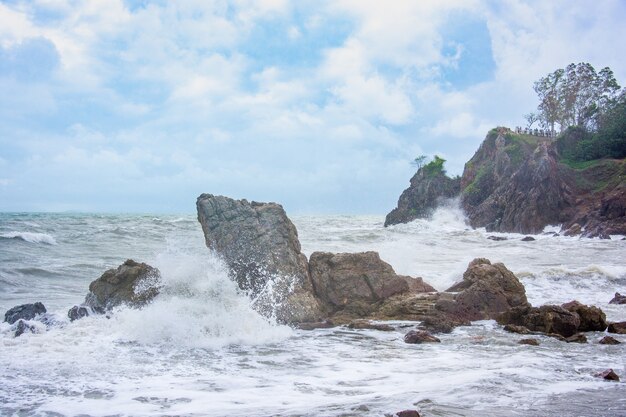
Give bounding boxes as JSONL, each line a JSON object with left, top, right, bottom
{"left": 384, "top": 164, "right": 460, "bottom": 227}
{"left": 609, "top": 292, "right": 626, "bottom": 304}
{"left": 347, "top": 320, "right": 394, "bottom": 331}
{"left": 404, "top": 330, "right": 440, "bottom": 344}
{"left": 418, "top": 314, "right": 465, "bottom": 334}
{"left": 564, "top": 224, "right": 582, "bottom": 236}
{"left": 84, "top": 259, "right": 161, "bottom": 311}
{"left": 595, "top": 369, "right": 620, "bottom": 381}
{"left": 497, "top": 305, "right": 581, "bottom": 338}
{"left": 196, "top": 194, "right": 323, "bottom": 323}
{"left": 403, "top": 276, "right": 436, "bottom": 293}
{"left": 607, "top": 321, "right": 626, "bottom": 334}
{"left": 561, "top": 300, "right": 607, "bottom": 331}
{"left": 487, "top": 236, "right": 508, "bottom": 241}
{"left": 565, "top": 333, "right": 587, "bottom": 343}
{"left": 4, "top": 302, "right": 46, "bottom": 324}
{"left": 598, "top": 336, "right": 621, "bottom": 345}
{"left": 309, "top": 251, "right": 421, "bottom": 315}
{"left": 438, "top": 258, "right": 529, "bottom": 321}
{"left": 519, "top": 338, "right": 539, "bottom": 346}
{"left": 521, "top": 236, "right": 536, "bottom": 241}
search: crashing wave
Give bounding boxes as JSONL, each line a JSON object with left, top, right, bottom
{"left": 0, "top": 232, "right": 57, "bottom": 245}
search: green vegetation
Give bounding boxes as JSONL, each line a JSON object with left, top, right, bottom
{"left": 423, "top": 155, "right": 447, "bottom": 177}
{"left": 529, "top": 63, "right": 625, "bottom": 163}
{"left": 411, "top": 155, "right": 427, "bottom": 170}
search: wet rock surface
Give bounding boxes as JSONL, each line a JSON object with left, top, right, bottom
{"left": 595, "top": 369, "right": 620, "bottom": 381}
{"left": 85, "top": 259, "right": 161, "bottom": 311}
{"left": 519, "top": 338, "right": 540, "bottom": 346}
{"left": 404, "top": 330, "right": 441, "bottom": 344}
{"left": 607, "top": 321, "right": 626, "bottom": 334}
{"left": 4, "top": 302, "right": 47, "bottom": 324}
{"left": 598, "top": 336, "right": 621, "bottom": 345}
{"left": 561, "top": 300, "right": 607, "bottom": 332}
{"left": 497, "top": 305, "right": 581, "bottom": 338}
{"left": 609, "top": 292, "right": 626, "bottom": 304}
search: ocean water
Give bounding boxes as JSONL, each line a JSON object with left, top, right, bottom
{"left": 1, "top": 204, "right": 625, "bottom": 417}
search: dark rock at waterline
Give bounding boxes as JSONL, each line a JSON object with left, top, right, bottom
{"left": 565, "top": 333, "right": 587, "bottom": 343}
{"left": 67, "top": 305, "right": 98, "bottom": 321}
{"left": 519, "top": 338, "right": 539, "bottom": 346}
{"left": 563, "top": 223, "right": 582, "bottom": 237}
{"left": 347, "top": 320, "right": 394, "bottom": 331}
{"left": 384, "top": 163, "right": 460, "bottom": 227}
{"left": 504, "top": 324, "right": 531, "bottom": 334}
{"left": 609, "top": 292, "right": 626, "bottom": 304}
{"left": 487, "top": 236, "right": 507, "bottom": 241}
{"left": 595, "top": 369, "right": 620, "bottom": 382}
{"left": 196, "top": 194, "right": 323, "bottom": 323}
{"left": 4, "top": 302, "right": 47, "bottom": 324}
{"left": 14, "top": 319, "right": 36, "bottom": 337}
{"left": 84, "top": 259, "right": 161, "bottom": 311}
{"left": 521, "top": 236, "right": 536, "bottom": 241}
{"left": 296, "top": 320, "right": 335, "bottom": 330}
{"left": 404, "top": 330, "right": 440, "bottom": 344}
{"left": 439, "top": 258, "right": 529, "bottom": 322}
{"left": 561, "top": 300, "right": 607, "bottom": 332}
{"left": 395, "top": 410, "right": 421, "bottom": 417}
{"left": 418, "top": 315, "right": 463, "bottom": 334}
{"left": 607, "top": 321, "right": 626, "bottom": 334}
{"left": 497, "top": 305, "right": 581, "bottom": 338}
{"left": 599, "top": 336, "right": 621, "bottom": 345}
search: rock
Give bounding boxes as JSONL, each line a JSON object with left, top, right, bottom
{"left": 521, "top": 236, "right": 536, "bottom": 241}
{"left": 4, "top": 302, "right": 47, "bottom": 324}
{"left": 309, "top": 251, "right": 416, "bottom": 315}
{"left": 519, "top": 338, "right": 539, "bottom": 346}
{"left": 347, "top": 320, "right": 394, "bottom": 331}
{"left": 598, "top": 336, "right": 621, "bottom": 345}
{"left": 564, "top": 223, "right": 582, "bottom": 236}
{"left": 403, "top": 276, "right": 436, "bottom": 293}
{"left": 68, "top": 306, "right": 91, "bottom": 321}
{"left": 404, "top": 330, "right": 440, "bottom": 344}
{"left": 504, "top": 324, "right": 531, "bottom": 334}
{"left": 85, "top": 259, "right": 161, "bottom": 311}
{"left": 418, "top": 314, "right": 463, "bottom": 334}
{"left": 13, "top": 319, "right": 36, "bottom": 337}
{"left": 297, "top": 320, "right": 335, "bottom": 330}
{"left": 487, "top": 236, "right": 508, "bottom": 241}
{"left": 395, "top": 410, "right": 421, "bottom": 417}
{"left": 595, "top": 369, "right": 620, "bottom": 381}
{"left": 565, "top": 333, "right": 587, "bottom": 343}
{"left": 609, "top": 292, "right": 626, "bottom": 304}
{"left": 439, "top": 258, "right": 529, "bottom": 322}
{"left": 561, "top": 300, "right": 607, "bottom": 331}
{"left": 384, "top": 163, "right": 460, "bottom": 227}
{"left": 196, "top": 194, "right": 323, "bottom": 323}
{"left": 497, "top": 305, "right": 580, "bottom": 338}
{"left": 607, "top": 321, "right": 626, "bottom": 334}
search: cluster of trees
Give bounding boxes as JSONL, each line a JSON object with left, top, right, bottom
{"left": 528, "top": 63, "right": 625, "bottom": 161}
{"left": 412, "top": 155, "right": 447, "bottom": 176}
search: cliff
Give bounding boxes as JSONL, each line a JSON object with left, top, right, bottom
{"left": 460, "top": 128, "right": 626, "bottom": 236}
{"left": 384, "top": 161, "right": 461, "bottom": 227}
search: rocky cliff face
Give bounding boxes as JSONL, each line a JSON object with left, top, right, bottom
{"left": 384, "top": 166, "right": 460, "bottom": 227}
{"left": 460, "top": 128, "right": 626, "bottom": 236}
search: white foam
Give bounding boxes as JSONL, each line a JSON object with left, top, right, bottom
{"left": 0, "top": 231, "right": 57, "bottom": 245}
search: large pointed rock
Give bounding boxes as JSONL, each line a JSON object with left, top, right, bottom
{"left": 196, "top": 194, "right": 324, "bottom": 323}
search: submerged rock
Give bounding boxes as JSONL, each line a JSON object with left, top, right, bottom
{"left": 487, "top": 236, "right": 508, "bottom": 241}
{"left": 13, "top": 319, "right": 37, "bottom": 337}
{"left": 519, "top": 338, "right": 539, "bottom": 346}
{"left": 4, "top": 302, "right": 47, "bottom": 324}
{"left": 439, "top": 258, "right": 529, "bottom": 322}
{"left": 296, "top": 320, "right": 335, "bottom": 331}
{"left": 521, "top": 236, "right": 536, "bottom": 241}
{"left": 395, "top": 410, "right": 421, "bottom": 417}
{"left": 347, "top": 320, "right": 394, "bottom": 331}
{"left": 84, "top": 259, "right": 161, "bottom": 311}
{"left": 565, "top": 333, "right": 587, "bottom": 343}
{"left": 609, "top": 292, "right": 626, "bottom": 304}
{"left": 598, "top": 336, "right": 621, "bottom": 345}
{"left": 196, "top": 194, "right": 323, "bottom": 323}
{"left": 595, "top": 369, "right": 620, "bottom": 382}
{"left": 404, "top": 330, "right": 440, "bottom": 344}
{"left": 504, "top": 324, "right": 531, "bottom": 334}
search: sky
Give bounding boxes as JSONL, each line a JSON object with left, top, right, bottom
{"left": 1, "top": 0, "right": 625, "bottom": 214}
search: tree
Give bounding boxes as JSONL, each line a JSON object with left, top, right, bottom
{"left": 524, "top": 112, "right": 540, "bottom": 129}
{"left": 532, "top": 63, "right": 621, "bottom": 133}
{"left": 412, "top": 155, "right": 427, "bottom": 170}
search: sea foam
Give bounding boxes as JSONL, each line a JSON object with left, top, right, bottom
{"left": 0, "top": 231, "right": 57, "bottom": 245}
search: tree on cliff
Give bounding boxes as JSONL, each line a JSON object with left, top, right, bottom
{"left": 533, "top": 63, "right": 621, "bottom": 132}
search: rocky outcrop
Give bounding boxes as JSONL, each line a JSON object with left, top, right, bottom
{"left": 196, "top": 194, "right": 324, "bottom": 323}
{"left": 436, "top": 258, "right": 529, "bottom": 322}
{"left": 609, "top": 292, "right": 626, "bottom": 304}
{"left": 460, "top": 128, "right": 626, "bottom": 236}
{"left": 4, "top": 302, "right": 46, "bottom": 324}
{"left": 384, "top": 164, "right": 460, "bottom": 227}
{"left": 608, "top": 321, "right": 626, "bottom": 334}
{"left": 599, "top": 336, "right": 621, "bottom": 345}
{"left": 497, "top": 305, "right": 581, "bottom": 338}
{"left": 404, "top": 330, "right": 440, "bottom": 344}
{"left": 84, "top": 259, "right": 161, "bottom": 311}
{"left": 561, "top": 300, "right": 607, "bottom": 331}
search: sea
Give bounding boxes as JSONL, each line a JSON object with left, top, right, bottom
{"left": 1, "top": 202, "right": 625, "bottom": 417}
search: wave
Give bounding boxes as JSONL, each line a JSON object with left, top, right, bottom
{"left": 0, "top": 232, "right": 57, "bottom": 245}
